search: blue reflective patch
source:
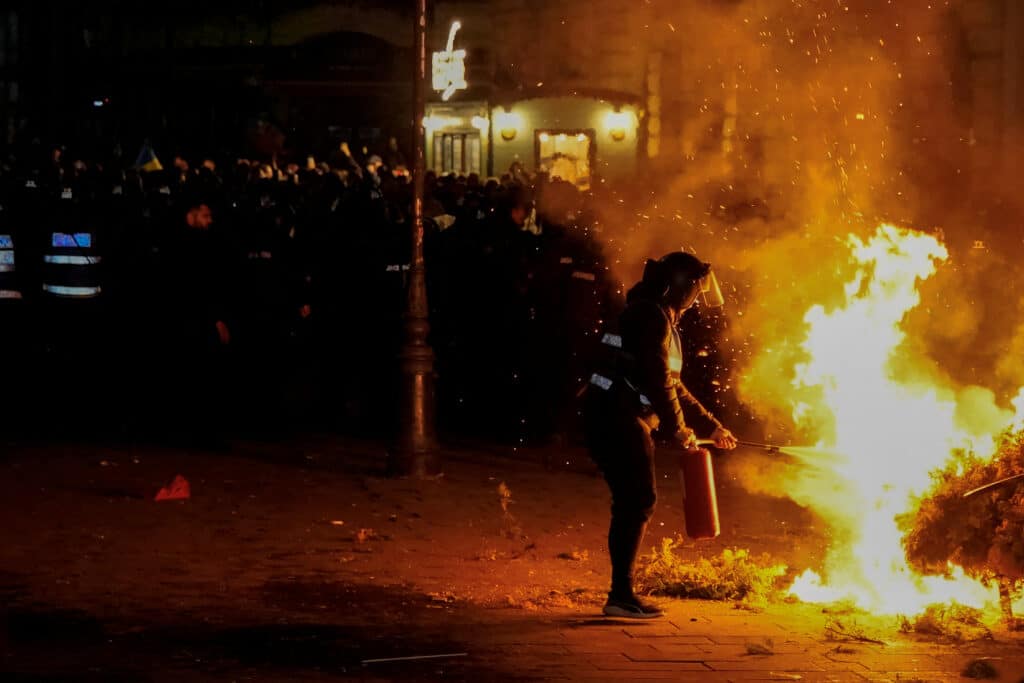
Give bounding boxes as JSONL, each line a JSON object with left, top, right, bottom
{"left": 0, "top": 235, "right": 12, "bottom": 248}
{"left": 52, "top": 233, "right": 93, "bottom": 248}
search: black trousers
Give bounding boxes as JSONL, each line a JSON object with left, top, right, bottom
{"left": 585, "top": 399, "right": 657, "bottom": 599}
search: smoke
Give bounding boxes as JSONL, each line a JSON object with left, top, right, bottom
{"left": 591, "top": 0, "right": 1024, "bottom": 437}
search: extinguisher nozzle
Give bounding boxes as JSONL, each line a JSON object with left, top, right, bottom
{"left": 734, "top": 440, "right": 781, "bottom": 452}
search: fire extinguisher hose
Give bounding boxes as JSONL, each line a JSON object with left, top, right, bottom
{"left": 696, "top": 438, "right": 781, "bottom": 453}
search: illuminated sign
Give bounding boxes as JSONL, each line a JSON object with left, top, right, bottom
{"left": 432, "top": 22, "right": 467, "bottom": 101}
{"left": 51, "top": 233, "right": 93, "bottom": 248}
{"left": 0, "top": 235, "right": 12, "bottom": 249}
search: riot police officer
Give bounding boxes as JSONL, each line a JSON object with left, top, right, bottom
{"left": 0, "top": 198, "right": 26, "bottom": 425}
{"left": 584, "top": 251, "right": 738, "bottom": 619}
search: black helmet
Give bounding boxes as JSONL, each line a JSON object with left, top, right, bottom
{"left": 659, "top": 251, "right": 711, "bottom": 281}
{"left": 642, "top": 251, "right": 722, "bottom": 311}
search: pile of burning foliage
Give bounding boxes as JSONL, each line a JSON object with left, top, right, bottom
{"left": 635, "top": 539, "right": 787, "bottom": 606}
{"left": 899, "top": 431, "right": 1024, "bottom": 622}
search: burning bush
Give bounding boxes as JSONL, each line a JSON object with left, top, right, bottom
{"left": 635, "top": 539, "right": 787, "bottom": 605}
{"left": 899, "top": 431, "right": 1024, "bottom": 621}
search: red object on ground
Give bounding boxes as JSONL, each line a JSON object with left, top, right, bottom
{"left": 679, "top": 448, "right": 720, "bottom": 539}
{"left": 154, "top": 475, "right": 191, "bottom": 502}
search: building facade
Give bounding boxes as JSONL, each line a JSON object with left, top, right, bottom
{"left": 5, "top": 0, "right": 1023, "bottom": 198}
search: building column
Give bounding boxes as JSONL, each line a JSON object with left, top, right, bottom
{"left": 645, "top": 50, "right": 662, "bottom": 160}
{"left": 1002, "top": 0, "right": 1024, "bottom": 179}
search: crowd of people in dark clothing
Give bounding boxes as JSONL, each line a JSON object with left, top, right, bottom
{"left": 0, "top": 142, "right": 730, "bottom": 447}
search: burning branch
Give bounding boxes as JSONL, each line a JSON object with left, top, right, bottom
{"left": 899, "top": 432, "right": 1024, "bottom": 623}
{"left": 823, "top": 618, "right": 886, "bottom": 646}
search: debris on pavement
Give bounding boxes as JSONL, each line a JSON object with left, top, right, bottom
{"left": 556, "top": 549, "right": 589, "bottom": 561}
{"left": 497, "top": 481, "right": 524, "bottom": 538}
{"left": 823, "top": 618, "right": 886, "bottom": 646}
{"left": 961, "top": 658, "right": 999, "bottom": 679}
{"left": 154, "top": 475, "right": 191, "bottom": 502}
{"left": 745, "top": 638, "right": 775, "bottom": 655}
{"left": 428, "top": 590, "right": 457, "bottom": 604}
{"left": 898, "top": 603, "right": 992, "bottom": 641}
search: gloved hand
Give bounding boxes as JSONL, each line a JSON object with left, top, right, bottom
{"left": 711, "top": 426, "right": 738, "bottom": 450}
{"left": 674, "top": 428, "right": 699, "bottom": 451}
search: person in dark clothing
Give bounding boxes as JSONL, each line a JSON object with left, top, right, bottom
{"left": 584, "top": 251, "right": 737, "bottom": 619}
{"left": 161, "top": 199, "right": 234, "bottom": 447}
{"left": 233, "top": 179, "right": 298, "bottom": 436}
{"left": 383, "top": 137, "right": 407, "bottom": 175}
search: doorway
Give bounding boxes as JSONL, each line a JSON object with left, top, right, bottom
{"left": 432, "top": 131, "right": 482, "bottom": 175}
{"left": 535, "top": 130, "right": 595, "bottom": 190}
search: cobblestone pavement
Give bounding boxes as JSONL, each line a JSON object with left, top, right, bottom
{"left": 1, "top": 437, "right": 1023, "bottom": 681}
{"left": 495, "top": 601, "right": 1024, "bottom": 682}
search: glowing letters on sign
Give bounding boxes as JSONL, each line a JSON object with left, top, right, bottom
{"left": 432, "top": 22, "right": 467, "bottom": 102}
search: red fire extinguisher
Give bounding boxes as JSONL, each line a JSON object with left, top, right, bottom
{"left": 679, "top": 447, "right": 720, "bottom": 540}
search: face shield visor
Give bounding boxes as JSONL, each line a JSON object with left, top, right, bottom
{"left": 698, "top": 270, "right": 725, "bottom": 308}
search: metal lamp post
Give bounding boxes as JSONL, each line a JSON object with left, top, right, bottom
{"left": 391, "top": 0, "right": 439, "bottom": 477}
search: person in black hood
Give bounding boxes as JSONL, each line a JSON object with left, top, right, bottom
{"left": 584, "top": 251, "right": 737, "bottom": 619}
{"left": 159, "top": 195, "right": 234, "bottom": 448}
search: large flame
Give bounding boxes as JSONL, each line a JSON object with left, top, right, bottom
{"left": 766, "top": 224, "right": 1017, "bottom": 614}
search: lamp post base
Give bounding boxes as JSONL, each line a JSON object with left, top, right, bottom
{"left": 391, "top": 340, "right": 440, "bottom": 478}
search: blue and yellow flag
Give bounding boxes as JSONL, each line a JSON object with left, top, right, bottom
{"left": 134, "top": 142, "right": 163, "bottom": 172}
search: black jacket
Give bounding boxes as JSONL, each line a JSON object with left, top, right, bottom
{"left": 617, "top": 295, "right": 721, "bottom": 436}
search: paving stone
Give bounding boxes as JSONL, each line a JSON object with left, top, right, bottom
{"left": 571, "top": 674, "right": 719, "bottom": 681}
{"left": 823, "top": 651, "right": 940, "bottom": 671}
{"left": 621, "top": 624, "right": 684, "bottom": 638}
{"left": 857, "top": 674, "right": 960, "bottom": 683}
{"left": 586, "top": 653, "right": 711, "bottom": 672}
{"left": 483, "top": 632, "right": 572, "bottom": 644}
{"left": 770, "top": 675, "right": 871, "bottom": 683}
{"left": 627, "top": 641, "right": 711, "bottom": 659}
{"left": 573, "top": 674, "right": 867, "bottom": 683}
{"left": 666, "top": 618, "right": 794, "bottom": 639}
{"left": 818, "top": 642, "right": 890, "bottom": 655}
{"left": 704, "top": 654, "right": 834, "bottom": 671}
{"left": 696, "top": 642, "right": 818, "bottom": 657}
{"left": 667, "top": 616, "right": 720, "bottom": 626}
{"left": 489, "top": 644, "right": 571, "bottom": 656}
{"left": 707, "top": 634, "right": 816, "bottom": 647}
{"left": 563, "top": 641, "right": 662, "bottom": 658}
{"left": 622, "top": 633, "right": 716, "bottom": 645}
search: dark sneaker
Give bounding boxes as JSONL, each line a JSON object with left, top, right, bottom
{"left": 602, "top": 595, "right": 664, "bottom": 619}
